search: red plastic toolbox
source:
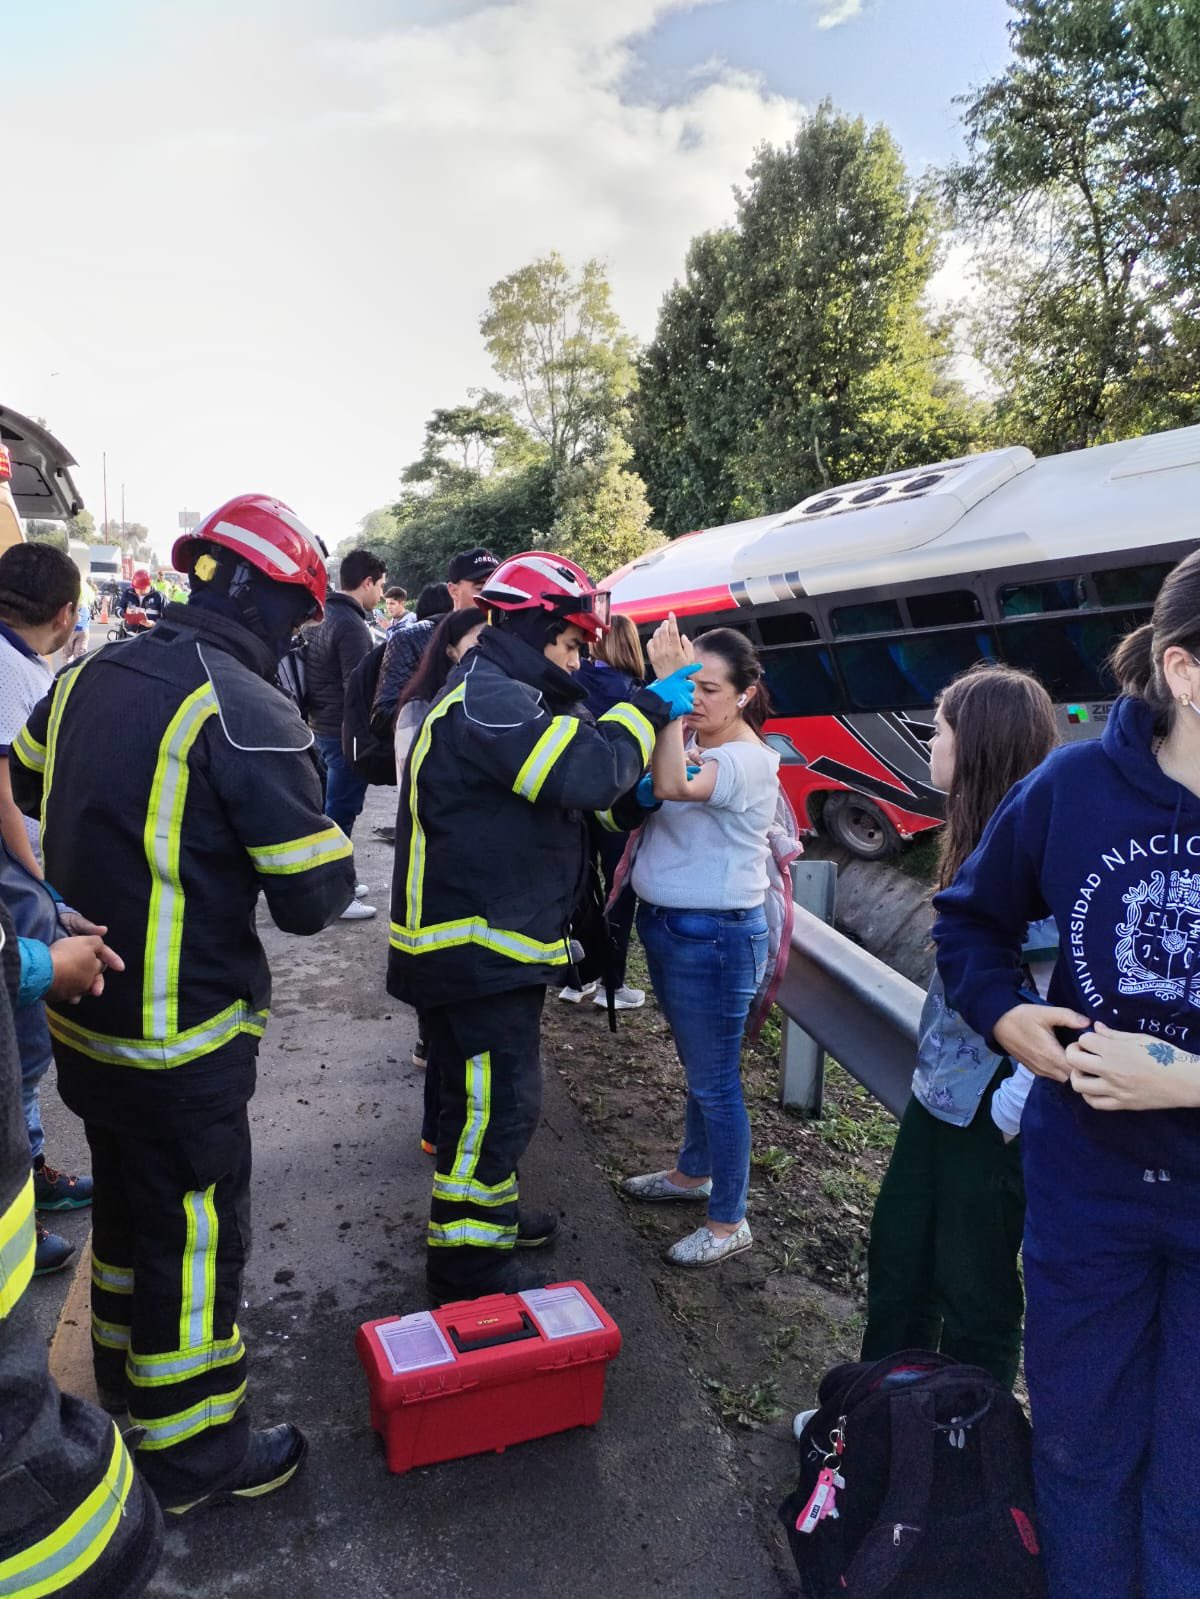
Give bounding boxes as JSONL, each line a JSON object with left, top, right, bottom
{"left": 356, "top": 1280, "right": 622, "bottom": 1473}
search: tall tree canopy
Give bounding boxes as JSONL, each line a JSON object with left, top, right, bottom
{"left": 949, "top": 0, "right": 1200, "bottom": 452}
{"left": 632, "top": 104, "right": 979, "bottom": 535}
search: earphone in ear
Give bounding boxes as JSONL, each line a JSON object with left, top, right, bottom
{"left": 737, "top": 694, "right": 748, "bottom": 707}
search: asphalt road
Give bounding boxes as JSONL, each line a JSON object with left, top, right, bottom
{"left": 32, "top": 787, "right": 792, "bottom": 1599}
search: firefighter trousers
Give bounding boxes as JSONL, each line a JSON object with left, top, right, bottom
{"left": 84, "top": 1107, "right": 252, "bottom": 1507}
{"left": 425, "top": 985, "right": 545, "bottom": 1304}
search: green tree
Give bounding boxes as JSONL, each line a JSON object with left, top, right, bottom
{"left": 949, "top": 0, "right": 1200, "bottom": 453}
{"left": 481, "top": 254, "right": 636, "bottom": 478}
{"left": 543, "top": 437, "right": 657, "bottom": 577}
{"left": 24, "top": 521, "right": 68, "bottom": 551}
{"left": 633, "top": 105, "right": 980, "bottom": 534}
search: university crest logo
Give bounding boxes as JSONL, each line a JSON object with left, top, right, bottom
{"left": 1115, "top": 869, "right": 1200, "bottom": 1007}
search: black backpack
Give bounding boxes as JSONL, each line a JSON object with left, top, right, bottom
{"left": 779, "top": 1351, "right": 1045, "bottom": 1599}
{"left": 342, "top": 642, "right": 396, "bottom": 786}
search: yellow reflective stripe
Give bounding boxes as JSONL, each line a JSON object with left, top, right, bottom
{"left": 47, "top": 1000, "right": 269, "bottom": 1070}
{"left": 143, "top": 685, "right": 219, "bottom": 1037}
{"left": 451, "top": 1053, "right": 491, "bottom": 1184}
{"left": 595, "top": 807, "right": 621, "bottom": 833}
{"left": 432, "top": 1170, "right": 518, "bottom": 1208}
{"left": 247, "top": 825, "right": 352, "bottom": 875}
{"left": 389, "top": 918, "right": 570, "bottom": 966}
{"left": 0, "top": 1424, "right": 132, "bottom": 1599}
{"left": 132, "top": 1382, "right": 246, "bottom": 1451}
{"left": 11, "top": 724, "right": 46, "bottom": 774}
{"left": 0, "top": 1175, "right": 36, "bottom": 1321}
{"left": 404, "top": 684, "right": 465, "bottom": 930}
{"left": 127, "top": 1327, "right": 244, "bottom": 1388}
{"left": 598, "top": 703, "right": 655, "bottom": 765}
{"left": 512, "top": 716, "right": 580, "bottom": 802}
{"left": 427, "top": 1220, "right": 517, "bottom": 1249}
{"left": 180, "top": 1186, "right": 218, "bottom": 1350}
{"left": 90, "top": 1315, "right": 131, "bottom": 1351}
{"left": 39, "top": 655, "right": 91, "bottom": 847}
{"left": 91, "top": 1255, "right": 133, "bottom": 1294}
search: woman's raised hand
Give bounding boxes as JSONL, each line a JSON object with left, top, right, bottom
{"left": 647, "top": 613, "right": 694, "bottom": 679}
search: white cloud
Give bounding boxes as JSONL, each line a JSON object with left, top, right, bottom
{"left": 812, "top": 0, "right": 866, "bottom": 30}
{"left": 0, "top": 1, "right": 803, "bottom": 559}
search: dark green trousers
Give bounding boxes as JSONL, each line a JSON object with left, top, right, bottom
{"left": 861, "top": 1070, "right": 1025, "bottom": 1388}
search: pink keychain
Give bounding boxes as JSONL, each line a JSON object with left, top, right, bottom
{"left": 795, "top": 1422, "right": 847, "bottom": 1536}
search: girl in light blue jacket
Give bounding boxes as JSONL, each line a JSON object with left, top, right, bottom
{"left": 859, "top": 663, "right": 1057, "bottom": 1387}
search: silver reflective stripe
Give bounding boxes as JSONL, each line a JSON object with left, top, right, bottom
{"left": 127, "top": 1329, "right": 244, "bottom": 1387}
{"left": 248, "top": 827, "right": 351, "bottom": 872}
{"left": 215, "top": 519, "right": 299, "bottom": 574}
{"left": 432, "top": 1172, "right": 518, "bottom": 1207}
{"left": 48, "top": 1002, "right": 269, "bottom": 1069}
{"left": 181, "top": 1187, "right": 216, "bottom": 1349}
{"left": 0, "top": 1175, "right": 36, "bottom": 1321}
{"left": 91, "top": 1315, "right": 131, "bottom": 1350}
{"left": 91, "top": 1256, "right": 134, "bottom": 1294}
{"left": 134, "top": 1385, "right": 246, "bottom": 1450}
{"left": 427, "top": 1220, "right": 517, "bottom": 1248}
{"left": 451, "top": 1054, "right": 490, "bottom": 1184}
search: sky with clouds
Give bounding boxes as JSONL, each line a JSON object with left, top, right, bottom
{"left": 0, "top": 0, "right": 1012, "bottom": 562}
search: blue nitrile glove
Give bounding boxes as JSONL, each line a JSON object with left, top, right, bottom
{"left": 636, "top": 773, "right": 658, "bottom": 808}
{"left": 645, "top": 664, "right": 701, "bottom": 720}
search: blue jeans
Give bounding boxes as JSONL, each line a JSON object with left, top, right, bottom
{"left": 17, "top": 1001, "right": 53, "bottom": 1163}
{"left": 636, "top": 902, "right": 768, "bottom": 1224}
{"left": 1022, "top": 1082, "right": 1200, "bottom": 1599}
{"left": 315, "top": 733, "right": 368, "bottom": 840}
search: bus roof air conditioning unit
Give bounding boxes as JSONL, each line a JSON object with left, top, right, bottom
{"left": 729, "top": 446, "right": 1035, "bottom": 606}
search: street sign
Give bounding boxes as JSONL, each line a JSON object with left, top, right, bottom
{"left": 178, "top": 510, "right": 200, "bottom": 530}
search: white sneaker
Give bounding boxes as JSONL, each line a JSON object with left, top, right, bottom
{"left": 340, "top": 900, "right": 376, "bottom": 921}
{"left": 558, "top": 981, "right": 599, "bottom": 1003}
{"left": 354, "top": 883, "right": 370, "bottom": 900}
{"left": 594, "top": 985, "right": 645, "bottom": 1010}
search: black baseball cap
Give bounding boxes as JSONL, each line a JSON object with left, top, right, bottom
{"left": 447, "top": 548, "right": 499, "bottom": 584}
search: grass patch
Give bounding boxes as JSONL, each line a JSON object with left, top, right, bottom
{"left": 702, "top": 1376, "right": 784, "bottom": 1431}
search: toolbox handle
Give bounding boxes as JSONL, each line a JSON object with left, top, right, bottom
{"left": 447, "top": 1310, "right": 540, "bottom": 1354}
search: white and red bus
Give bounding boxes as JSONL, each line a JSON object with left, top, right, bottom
{"left": 602, "top": 425, "right": 1200, "bottom": 857}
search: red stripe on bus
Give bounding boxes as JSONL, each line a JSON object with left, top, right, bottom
{"left": 610, "top": 585, "right": 737, "bottom": 623}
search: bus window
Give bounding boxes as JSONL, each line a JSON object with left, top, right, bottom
{"left": 831, "top": 599, "right": 903, "bottom": 637}
{"left": 756, "top": 610, "right": 818, "bottom": 646}
{"left": 1093, "top": 563, "right": 1174, "bottom": 607}
{"left": 999, "top": 578, "right": 1086, "bottom": 616}
{"left": 907, "top": 590, "right": 981, "bottom": 629}
{"left": 836, "top": 629, "right": 996, "bottom": 710}
{"left": 996, "top": 612, "right": 1141, "bottom": 699}
{"left": 761, "top": 644, "right": 842, "bottom": 715}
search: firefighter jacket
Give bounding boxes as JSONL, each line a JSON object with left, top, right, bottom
{"left": 386, "top": 625, "right": 671, "bottom": 1008}
{"left": 10, "top": 602, "right": 356, "bottom": 1133}
{"left": 0, "top": 894, "right": 165, "bottom": 1598}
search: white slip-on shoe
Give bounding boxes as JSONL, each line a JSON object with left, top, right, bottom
{"left": 620, "top": 1170, "right": 712, "bottom": 1202}
{"left": 664, "top": 1220, "right": 752, "bottom": 1269}
{"left": 594, "top": 985, "right": 645, "bottom": 1010}
{"left": 340, "top": 900, "right": 376, "bottom": 921}
{"left": 558, "top": 981, "right": 599, "bottom": 1003}
{"left": 354, "top": 883, "right": 370, "bottom": 899}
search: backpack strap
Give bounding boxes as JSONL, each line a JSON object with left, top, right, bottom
{"left": 840, "top": 1386, "right": 938, "bottom": 1599}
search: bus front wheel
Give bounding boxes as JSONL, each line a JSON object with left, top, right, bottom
{"left": 823, "top": 793, "right": 901, "bottom": 861}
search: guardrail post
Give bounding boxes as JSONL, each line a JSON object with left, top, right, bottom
{"left": 779, "top": 860, "right": 837, "bottom": 1114}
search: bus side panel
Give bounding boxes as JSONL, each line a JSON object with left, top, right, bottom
{"left": 767, "top": 713, "right": 945, "bottom": 841}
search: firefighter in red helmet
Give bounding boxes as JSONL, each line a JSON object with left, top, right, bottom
{"left": 10, "top": 493, "right": 356, "bottom": 1514}
{"left": 118, "top": 564, "right": 165, "bottom": 631}
{"left": 387, "top": 551, "right": 700, "bottom": 1305}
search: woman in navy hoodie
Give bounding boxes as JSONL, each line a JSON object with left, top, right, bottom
{"left": 933, "top": 548, "right": 1200, "bottom": 1599}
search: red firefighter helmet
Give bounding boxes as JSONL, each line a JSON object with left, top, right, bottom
{"left": 478, "top": 551, "right": 610, "bottom": 641}
{"left": 172, "top": 494, "right": 329, "bottom": 619}
{"left": 131, "top": 565, "right": 152, "bottom": 590}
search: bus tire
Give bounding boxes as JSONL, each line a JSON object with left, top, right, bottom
{"left": 823, "top": 793, "right": 901, "bottom": 861}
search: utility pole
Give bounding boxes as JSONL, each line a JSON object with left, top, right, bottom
{"left": 121, "top": 483, "right": 125, "bottom": 543}
{"left": 102, "top": 451, "right": 109, "bottom": 541}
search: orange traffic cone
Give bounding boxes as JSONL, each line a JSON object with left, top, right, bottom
{"left": 99, "top": 594, "right": 110, "bottom": 624}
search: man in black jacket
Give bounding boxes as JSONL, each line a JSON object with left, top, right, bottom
{"left": 12, "top": 494, "right": 356, "bottom": 1515}
{"left": 305, "top": 547, "right": 386, "bottom": 920}
{"left": 388, "top": 551, "right": 699, "bottom": 1305}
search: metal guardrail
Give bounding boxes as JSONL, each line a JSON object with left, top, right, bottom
{"left": 777, "top": 875, "right": 924, "bottom": 1119}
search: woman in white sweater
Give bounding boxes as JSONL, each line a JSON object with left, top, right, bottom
{"left": 622, "top": 619, "right": 779, "bottom": 1269}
